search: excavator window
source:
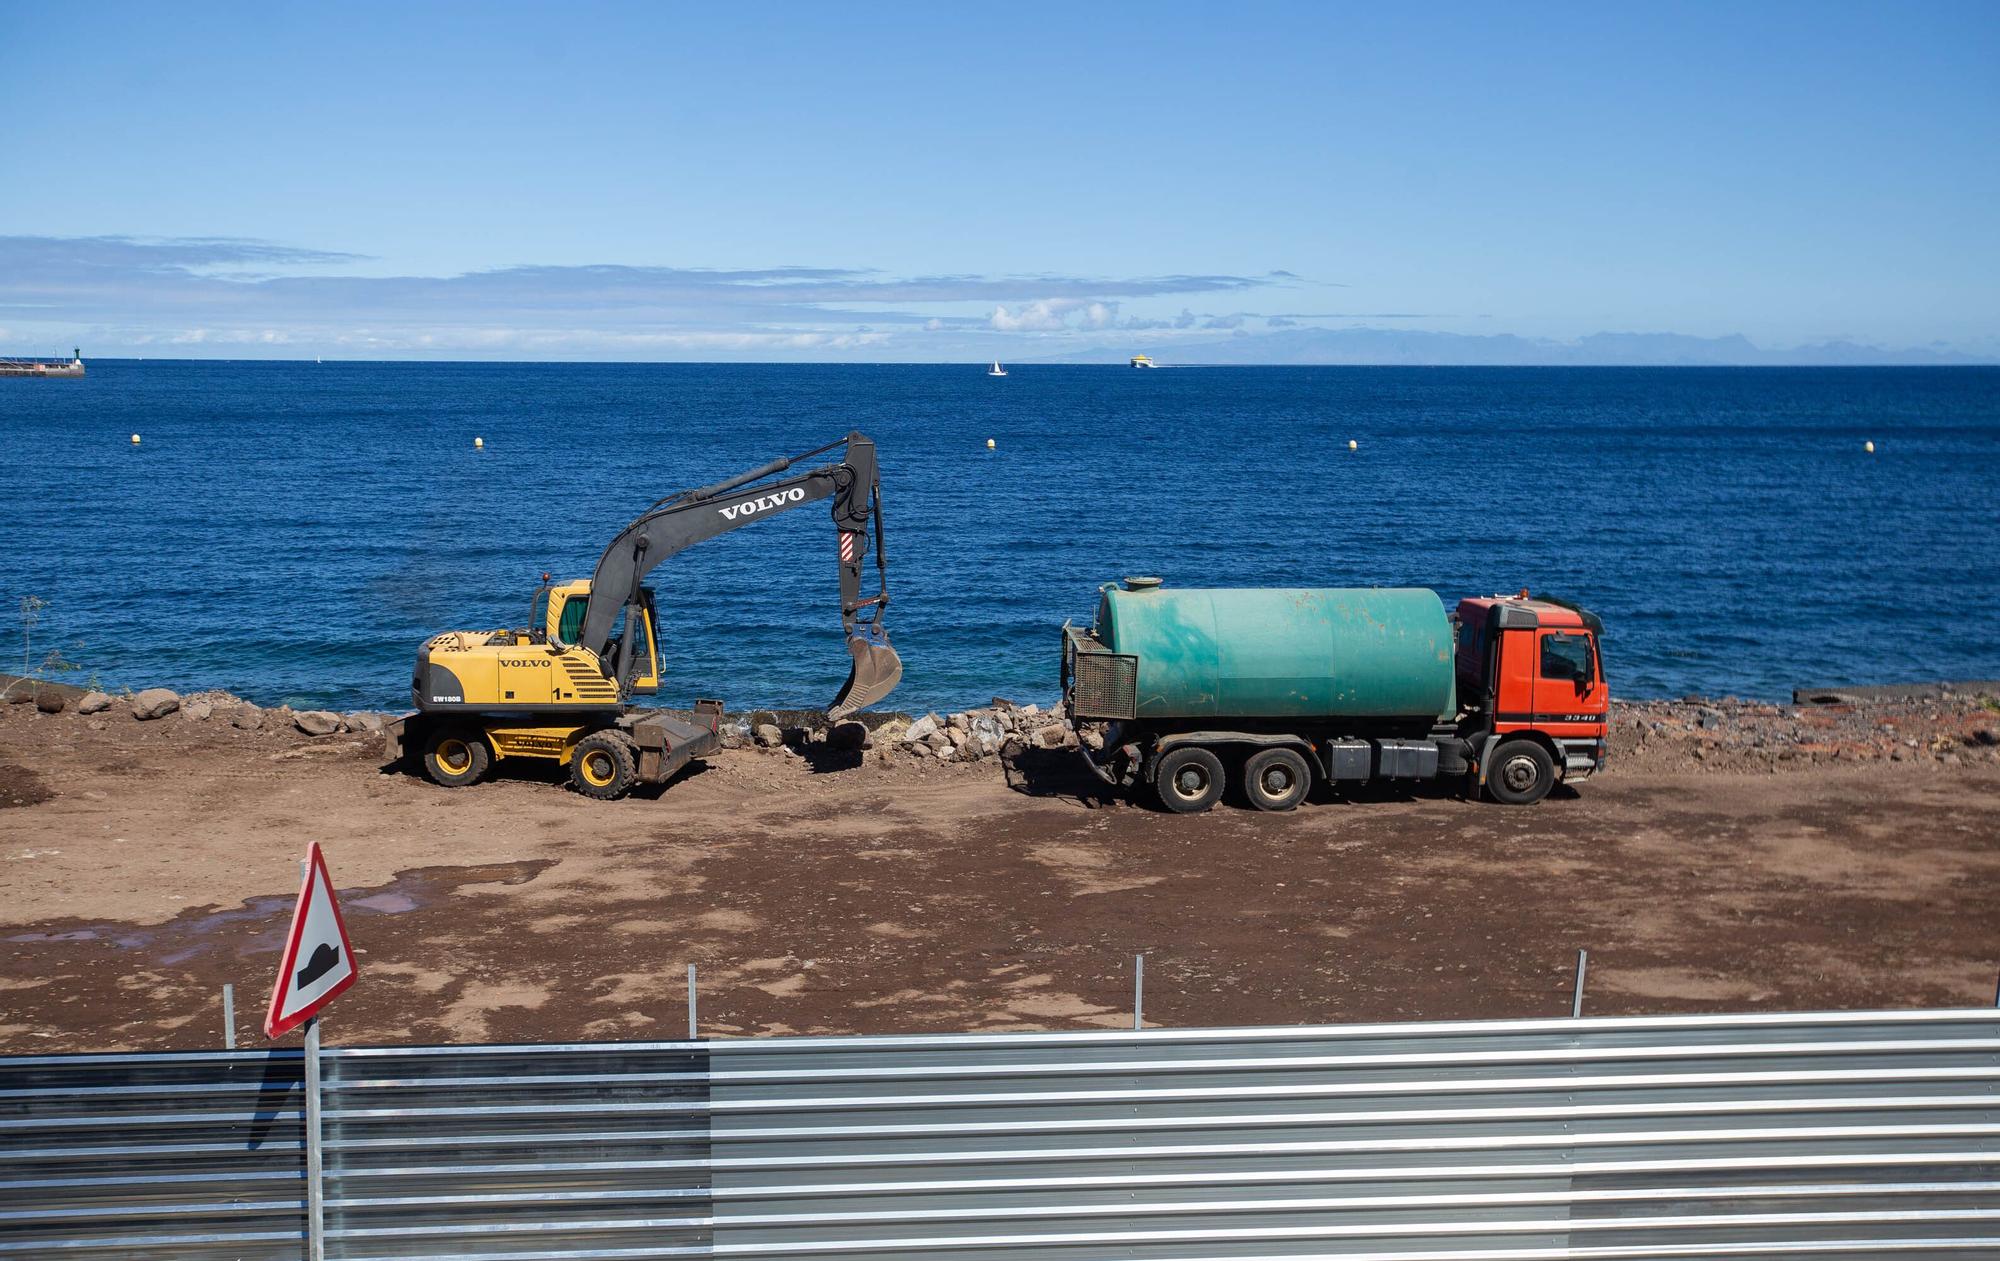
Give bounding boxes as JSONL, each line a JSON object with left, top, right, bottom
{"left": 556, "top": 596, "right": 589, "bottom": 645}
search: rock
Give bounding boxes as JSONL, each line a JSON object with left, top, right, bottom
{"left": 181, "top": 699, "right": 214, "bottom": 721}
{"left": 129, "top": 688, "right": 181, "bottom": 720}
{"left": 294, "top": 710, "right": 343, "bottom": 736}
{"left": 904, "top": 714, "right": 939, "bottom": 744}
{"left": 923, "top": 730, "right": 951, "bottom": 752}
{"left": 76, "top": 691, "right": 112, "bottom": 715}
{"left": 1036, "top": 722, "right": 1068, "bottom": 748}
{"left": 957, "top": 736, "right": 984, "bottom": 762}
{"left": 34, "top": 691, "right": 66, "bottom": 715}
{"left": 945, "top": 727, "right": 970, "bottom": 749}
{"left": 749, "top": 710, "right": 780, "bottom": 732}
{"left": 345, "top": 711, "right": 387, "bottom": 735}
{"left": 828, "top": 720, "right": 871, "bottom": 750}
{"left": 231, "top": 704, "right": 265, "bottom": 731}
{"left": 1021, "top": 703, "right": 1041, "bottom": 718}
{"left": 947, "top": 712, "right": 970, "bottom": 731}
{"left": 991, "top": 697, "right": 1019, "bottom": 711}
{"left": 753, "top": 723, "right": 785, "bottom": 748}
{"left": 4, "top": 688, "right": 32, "bottom": 705}
{"left": 1001, "top": 735, "right": 1027, "bottom": 759}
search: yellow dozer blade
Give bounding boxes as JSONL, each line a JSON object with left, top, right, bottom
{"left": 827, "top": 632, "right": 902, "bottom": 722}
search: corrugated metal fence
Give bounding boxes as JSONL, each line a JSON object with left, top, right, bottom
{"left": 5, "top": 1009, "right": 1998, "bottom": 1258}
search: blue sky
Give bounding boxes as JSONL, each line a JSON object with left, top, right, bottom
{"left": 1, "top": 2, "right": 1995, "bottom": 361}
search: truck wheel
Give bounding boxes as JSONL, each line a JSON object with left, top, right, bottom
{"left": 1243, "top": 747, "right": 1312, "bottom": 812}
{"left": 1154, "top": 747, "right": 1224, "bottom": 814}
{"left": 1486, "top": 739, "right": 1555, "bottom": 805}
{"left": 570, "top": 732, "right": 638, "bottom": 801}
{"left": 422, "top": 727, "right": 491, "bottom": 788}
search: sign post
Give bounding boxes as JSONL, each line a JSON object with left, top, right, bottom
{"left": 265, "top": 842, "right": 357, "bottom": 1261}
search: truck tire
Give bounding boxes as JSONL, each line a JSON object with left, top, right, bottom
{"left": 1486, "top": 738, "right": 1555, "bottom": 805}
{"left": 422, "top": 726, "right": 491, "bottom": 788}
{"left": 1243, "top": 747, "right": 1312, "bottom": 812}
{"left": 1154, "top": 746, "right": 1225, "bottom": 814}
{"left": 570, "top": 731, "right": 639, "bottom": 801}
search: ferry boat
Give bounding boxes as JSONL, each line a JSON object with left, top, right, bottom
{"left": 1129, "top": 354, "right": 1158, "bottom": 368}
{"left": 0, "top": 348, "right": 84, "bottom": 378}
{"left": 988, "top": 362, "right": 1007, "bottom": 376}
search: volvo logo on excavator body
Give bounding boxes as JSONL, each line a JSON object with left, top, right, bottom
{"left": 717, "top": 487, "right": 806, "bottom": 521}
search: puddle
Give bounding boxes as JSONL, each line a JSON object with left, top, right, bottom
{"left": 3, "top": 859, "right": 555, "bottom": 967}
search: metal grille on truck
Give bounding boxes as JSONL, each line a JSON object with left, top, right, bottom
{"left": 1073, "top": 650, "right": 1138, "bottom": 719}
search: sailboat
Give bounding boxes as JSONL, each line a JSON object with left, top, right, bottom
{"left": 988, "top": 362, "right": 1007, "bottom": 377}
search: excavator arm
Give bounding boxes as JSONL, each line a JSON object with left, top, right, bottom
{"left": 571, "top": 431, "right": 899, "bottom": 720}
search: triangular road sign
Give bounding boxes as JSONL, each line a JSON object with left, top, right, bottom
{"left": 264, "top": 841, "right": 358, "bottom": 1038}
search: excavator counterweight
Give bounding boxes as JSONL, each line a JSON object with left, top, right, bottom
{"left": 384, "top": 432, "right": 899, "bottom": 799}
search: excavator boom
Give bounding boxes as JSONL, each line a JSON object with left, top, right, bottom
{"left": 574, "top": 431, "right": 898, "bottom": 718}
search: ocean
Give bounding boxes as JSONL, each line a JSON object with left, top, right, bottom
{"left": 3, "top": 361, "right": 1996, "bottom": 713}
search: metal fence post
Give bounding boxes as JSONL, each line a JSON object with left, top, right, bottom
{"left": 304, "top": 1016, "right": 325, "bottom": 1261}
{"left": 1571, "top": 949, "right": 1589, "bottom": 1018}
{"left": 221, "top": 984, "right": 234, "bottom": 1050}
{"left": 687, "top": 964, "right": 697, "bottom": 1040}
{"left": 1133, "top": 954, "right": 1145, "bottom": 1031}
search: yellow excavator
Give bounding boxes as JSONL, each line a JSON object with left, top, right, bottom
{"left": 383, "top": 432, "right": 900, "bottom": 799}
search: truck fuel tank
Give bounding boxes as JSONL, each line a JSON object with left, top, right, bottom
{"left": 1091, "top": 579, "right": 1456, "bottom": 722}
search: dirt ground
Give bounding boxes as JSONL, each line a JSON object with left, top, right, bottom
{"left": 3, "top": 697, "right": 1999, "bottom": 1054}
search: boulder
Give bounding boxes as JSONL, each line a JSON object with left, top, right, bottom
{"left": 945, "top": 726, "right": 970, "bottom": 749}
{"left": 947, "top": 712, "right": 970, "bottom": 732}
{"left": 749, "top": 710, "right": 781, "bottom": 732}
{"left": 904, "top": 714, "right": 939, "bottom": 744}
{"left": 922, "top": 730, "right": 951, "bottom": 752}
{"left": 345, "top": 711, "right": 387, "bottom": 735}
{"left": 753, "top": 723, "right": 785, "bottom": 748}
{"left": 35, "top": 691, "right": 66, "bottom": 715}
{"left": 181, "top": 699, "right": 214, "bottom": 722}
{"left": 76, "top": 691, "right": 112, "bottom": 715}
{"left": 956, "top": 736, "right": 984, "bottom": 762}
{"left": 130, "top": 689, "right": 181, "bottom": 721}
{"left": 1036, "top": 722, "right": 1069, "bottom": 749}
{"left": 231, "top": 704, "right": 265, "bottom": 731}
{"left": 828, "top": 720, "right": 871, "bottom": 750}
{"left": 294, "top": 710, "right": 343, "bottom": 737}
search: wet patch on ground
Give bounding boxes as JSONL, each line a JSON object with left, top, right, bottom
{"left": 0, "top": 763, "right": 53, "bottom": 809}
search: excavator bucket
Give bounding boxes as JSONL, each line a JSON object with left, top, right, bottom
{"left": 827, "top": 630, "right": 902, "bottom": 721}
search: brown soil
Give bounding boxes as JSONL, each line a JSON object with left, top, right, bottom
{"left": 2, "top": 697, "right": 1998, "bottom": 1053}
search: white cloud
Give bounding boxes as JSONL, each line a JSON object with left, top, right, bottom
{"left": 989, "top": 298, "right": 1120, "bottom": 333}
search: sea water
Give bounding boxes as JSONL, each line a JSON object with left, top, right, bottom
{"left": 3, "top": 361, "right": 1996, "bottom": 711}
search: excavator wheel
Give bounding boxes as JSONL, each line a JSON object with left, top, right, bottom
{"left": 422, "top": 726, "right": 491, "bottom": 789}
{"left": 570, "top": 731, "right": 639, "bottom": 801}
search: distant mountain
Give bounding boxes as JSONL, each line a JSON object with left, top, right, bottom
{"left": 1039, "top": 327, "right": 1995, "bottom": 367}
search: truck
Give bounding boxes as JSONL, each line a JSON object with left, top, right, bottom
{"left": 1061, "top": 578, "right": 1606, "bottom": 811}
{"left": 384, "top": 432, "right": 900, "bottom": 800}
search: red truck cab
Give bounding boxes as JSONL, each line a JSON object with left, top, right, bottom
{"left": 1454, "top": 592, "right": 1609, "bottom": 802}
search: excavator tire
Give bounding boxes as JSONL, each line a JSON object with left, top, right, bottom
{"left": 570, "top": 731, "right": 639, "bottom": 801}
{"left": 422, "top": 726, "right": 491, "bottom": 788}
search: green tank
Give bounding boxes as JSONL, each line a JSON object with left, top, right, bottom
{"left": 1093, "top": 579, "right": 1457, "bottom": 721}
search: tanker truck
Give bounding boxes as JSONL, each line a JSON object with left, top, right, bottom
{"left": 1061, "top": 579, "right": 1606, "bottom": 812}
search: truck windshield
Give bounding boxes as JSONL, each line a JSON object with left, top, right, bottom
{"left": 1541, "top": 633, "right": 1594, "bottom": 684}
